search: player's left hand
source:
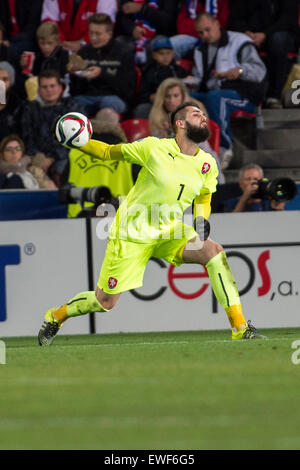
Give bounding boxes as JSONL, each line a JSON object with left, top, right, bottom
{"left": 194, "top": 216, "right": 210, "bottom": 241}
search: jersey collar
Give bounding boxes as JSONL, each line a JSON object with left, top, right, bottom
{"left": 172, "top": 138, "right": 201, "bottom": 157}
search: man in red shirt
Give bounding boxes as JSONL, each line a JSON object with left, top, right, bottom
{"left": 41, "top": 0, "right": 118, "bottom": 53}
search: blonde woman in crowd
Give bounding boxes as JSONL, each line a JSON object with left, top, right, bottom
{"left": 149, "top": 78, "right": 225, "bottom": 183}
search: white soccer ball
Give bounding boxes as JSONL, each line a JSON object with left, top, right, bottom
{"left": 55, "top": 112, "right": 93, "bottom": 147}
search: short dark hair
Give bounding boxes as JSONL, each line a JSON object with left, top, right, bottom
{"left": 170, "top": 101, "right": 201, "bottom": 131}
{"left": 38, "top": 69, "right": 61, "bottom": 85}
{"left": 88, "top": 13, "right": 113, "bottom": 31}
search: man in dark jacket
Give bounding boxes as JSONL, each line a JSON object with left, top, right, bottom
{"left": 190, "top": 13, "right": 267, "bottom": 169}
{"left": 117, "top": 0, "right": 179, "bottom": 63}
{"left": 228, "top": 0, "right": 299, "bottom": 108}
{"left": 69, "top": 13, "right": 136, "bottom": 117}
{"left": 20, "top": 69, "right": 84, "bottom": 186}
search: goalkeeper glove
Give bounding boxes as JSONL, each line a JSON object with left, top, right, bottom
{"left": 194, "top": 216, "right": 210, "bottom": 241}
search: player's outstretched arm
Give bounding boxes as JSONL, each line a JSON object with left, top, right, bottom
{"left": 81, "top": 140, "right": 124, "bottom": 161}
{"left": 54, "top": 112, "right": 124, "bottom": 161}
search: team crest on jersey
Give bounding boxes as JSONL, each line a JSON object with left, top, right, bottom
{"left": 201, "top": 162, "right": 211, "bottom": 174}
{"left": 108, "top": 277, "right": 118, "bottom": 289}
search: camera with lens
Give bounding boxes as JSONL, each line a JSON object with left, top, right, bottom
{"left": 253, "top": 177, "right": 297, "bottom": 202}
{"left": 59, "top": 184, "right": 119, "bottom": 216}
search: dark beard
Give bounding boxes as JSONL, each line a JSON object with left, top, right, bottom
{"left": 185, "top": 121, "right": 210, "bottom": 143}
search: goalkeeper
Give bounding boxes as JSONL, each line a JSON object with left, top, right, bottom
{"left": 38, "top": 102, "right": 266, "bottom": 345}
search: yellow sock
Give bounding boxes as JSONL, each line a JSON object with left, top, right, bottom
{"left": 52, "top": 305, "right": 69, "bottom": 325}
{"left": 225, "top": 304, "right": 247, "bottom": 331}
{"left": 50, "top": 291, "right": 108, "bottom": 325}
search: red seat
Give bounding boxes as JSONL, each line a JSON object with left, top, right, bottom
{"left": 120, "top": 118, "right": 150, "bottom": 142}
{"left": 230, "top": 110, "right": 257, "bottom": 119}
{"left": 135, "top": 66, "right": 142, "bottom": 94}
{"left": 175, "top": 59, "right": 194, "bottom": 74}
{"left": 208, "top": 119, "right": 220, "bottom": 155}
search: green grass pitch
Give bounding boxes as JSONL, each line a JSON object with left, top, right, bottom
{"left": 1, "top": 327, "right": 300, "bottom": 450}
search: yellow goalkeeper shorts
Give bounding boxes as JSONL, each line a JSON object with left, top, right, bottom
{"left": 97, "top": 224, "right": 196, "bottom": 294}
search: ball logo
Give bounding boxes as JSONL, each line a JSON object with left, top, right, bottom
{"left": 108, "top": 277, "right": 118, "bottom": 289}
{"left": 201, "top": 162, "right": 210, "bottom": 174}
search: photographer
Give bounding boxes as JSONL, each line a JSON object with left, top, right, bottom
{"left": 225, "top": 164, "right": 285, "bottom": 212}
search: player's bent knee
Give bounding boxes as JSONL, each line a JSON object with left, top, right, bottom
{"left": 99, "top": 299, "right": 114, "bottom": 311}
{"left": 204, "top": 238, "right": 223, "bottom": 255}
{"left": 201, "top": 239, "right": 224, "bottom": 263}
{"left": 95, "top": 288, "right": 119, "bottom": 311}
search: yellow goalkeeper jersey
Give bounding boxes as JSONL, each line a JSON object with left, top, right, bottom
{"left": 82, "top": 136, "right": 218, "bottom": 243}
{"left": 114, "top": 137, "right": 218, "bottom": 242}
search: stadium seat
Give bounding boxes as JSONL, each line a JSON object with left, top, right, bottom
{"left": 120, "top": 118, "right": 151, "bottom": 142}
{"left": 208, "top": 119, "right": 220, "bottom": 155}
{"left": 230, "top": 110, "right": 257, "bottom": 119}
{"left": 259, "top": 50, "right": 298, "bottom": 61}
{"left": 230, "top": 101, "right": 264, "bottom": 120}
{"left": 175, "top": 59, "right": 194, "bottom": 74}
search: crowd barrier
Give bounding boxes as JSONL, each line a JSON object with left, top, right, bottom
{"left": 0, "top": 186, "right": 299, "bottom": 222}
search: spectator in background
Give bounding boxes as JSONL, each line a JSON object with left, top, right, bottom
{"left": 149, "top": 77, "right": 204, "bottom": 136}
{"left": 117, "top": 0, "right": 178, "bottom": 64}
{"left": 41, "top": 0, "right": 118, "bottom": 54}
{"left": 189, "top": 13, "right": 267, "bottom": 169}
{"left": 0, "top": 22, "right": 25, "bottom": 98}
{"left": 149, "top": 77, "right": 225, "bottom": 183}
{"left": 0, "top": 61, "right": 23, "bottom": 141}
{"left": 0, "top": 134, "right": 56, "bottom": 189}
{"left": 224, "top": 164, "right": 285, "bottom": 212}
{"left": 134, "top": 36, "right": 189, "bottom": 118}
{"left": 90, "top": 108, "right": 128, "bottom": 145}
{"left": 0, "top": 0, "right": 43, "bottom": 54}
{"left": 21, "top": 22, "right": 70, "bottom": 101}
{"left": 170, "top": 0, "right": 229, "bottom": 59}
{"left": 0, "top": 22, "right": 21, "bottom": 76}
{"left": 228, "top": 0, "right": 299, "bottom": 109}
{"left": 31, "top": 22, "right": 69, "bottom": 80}
{"left": 69, "top": 14, "right": 136, "bottom": 117}
{"left": 20, "top": 69, "right": 84, "bottom": 186}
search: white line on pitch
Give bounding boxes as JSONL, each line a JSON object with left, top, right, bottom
{"left": 6, "top": 336, "right": 294, "bottom": 351}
